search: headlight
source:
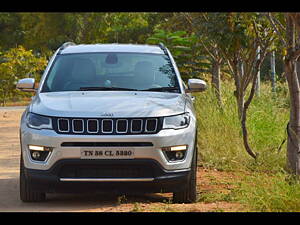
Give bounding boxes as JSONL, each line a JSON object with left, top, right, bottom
{"left": 163, "top": 113, "right": 190, "bottom": 129}
{"left": 26, "top": 112, "right": 52, "bottom": 130}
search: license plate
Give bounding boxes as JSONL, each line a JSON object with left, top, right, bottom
{"left": 80, "top": 148, "right": 135, "bottom": 159}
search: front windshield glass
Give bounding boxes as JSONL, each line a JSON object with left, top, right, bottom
{"left": 41, "top": 52, "right": 180, "bottom": 93}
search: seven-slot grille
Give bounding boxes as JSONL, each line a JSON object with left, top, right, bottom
{"left": 53, "top": 117, "right": 163, "bottom": 135}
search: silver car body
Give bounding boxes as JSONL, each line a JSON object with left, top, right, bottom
{"left": 19, "top": 43, "right": 198, "bottom": 188}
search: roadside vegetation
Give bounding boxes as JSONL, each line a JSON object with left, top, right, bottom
{"left": 1, "top": 12, "right": 300, "bottom": 212}
{"left": 195, "top": 81, "right": 300, "bottom": 212}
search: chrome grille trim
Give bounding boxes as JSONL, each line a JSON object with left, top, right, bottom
{"left": 131, "top": 119, "right": 143, "bottom": 133}
{"left": 116, "top": 119, "right": 128, "bottom": 134}
{"left": 87, "top": 119, "right": 99, "bottom": 134}
{"left": 101, "top": 119, "right": 113, "bottom": 134}
{"left": 57, "top": 118, "right": 70, "bottom": 133}
{"left": 54, "top": 117, "right": 161, "bottom": 135}
{"left": 72, "top": 119, "right": 84, "bottom": 133}
{"left": 145, "top": 118, "right": 158, "bottom": 133}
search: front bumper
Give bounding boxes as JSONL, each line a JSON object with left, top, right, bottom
{"left": 20, "top": 115, "right": 196, "bottom": 193}
{"left": 20, "top": 118, "right": 197, "bottom": 171}
{"left": 24, "top": 159, "right": 191, "bottom": 194}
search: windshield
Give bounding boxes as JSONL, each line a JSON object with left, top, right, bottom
{"left": 41, "top": 52, "right": 180, "bottom": 93}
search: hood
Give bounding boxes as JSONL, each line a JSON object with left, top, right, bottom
{"left": 31, "top": 91, "right": 186, "bottom": 118}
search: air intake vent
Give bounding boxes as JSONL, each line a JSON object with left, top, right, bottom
{"left": 145, "top": 119, "right": 158, "bottom": 133}
{"left": 116, "top": 119, "right": 128, "bottom": 133}
{"left": 131, "top": 119, "right": 143, "bottom": 133}
{"left": 102, "top": 119, "right": 113, "bottom": 133}
{"left": 58, "top": 119, "right": 69, "bottom": 132}
{"left": 87, "top": 119, "right": 98, "bottom": 133}
{"left": 72, "top": 119, "right": 84, "bottom": 133}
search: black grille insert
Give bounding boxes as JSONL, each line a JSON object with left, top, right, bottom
{"left": 73, "top": 119, "right": 83, "bottom": 133}
{"left": 59, "top": 164, "right": 154, "bottom": 178}
{"left": 102, "top": 119, "right": 113, "bottom": 133}
{"left": 58, "top": 119, "right": 69, "bottom": 132}
{"left": 87, "top": 120, "right": 98, "bottom": 133}
{"left": 131, "top": 119, "right": 143, "bottom": 133}
{"left": 146, "top": 119, "right": 157, "bottom": 132}
{"left": 116, "top": 119, "right": 127, "bottom": 133}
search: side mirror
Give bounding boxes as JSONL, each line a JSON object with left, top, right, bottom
{"left": 16, "top": 78, "right": 36, "bottom": 92}
{"left": 187, "top": 79, "right": 207, "bottom": 92}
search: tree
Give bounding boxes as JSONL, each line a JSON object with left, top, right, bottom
{"left": 0, "top": 45, "right": 47, "bottom": 106}
{"left": 0, "top": 13, "right": 23, "bottom": 50}
{"left": 146, "top": 29, "right": 209, "bottom": 81}
{"left": 267, "top": 13, "right": 300, "bottom": 175}
{"left": 183, "top": 13, "right": 225, "bottom": 106}
{"left": 188, "top": 13, "right": 276, "bottom": 159}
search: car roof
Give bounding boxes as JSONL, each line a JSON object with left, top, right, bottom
{"left": 60, "top": 43, "right": 165, "bottom": 55}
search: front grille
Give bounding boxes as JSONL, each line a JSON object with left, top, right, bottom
{"left": 52, "top": 117, "right": 163, "bottom": 135}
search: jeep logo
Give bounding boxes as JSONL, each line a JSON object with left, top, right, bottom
{"left": 100, "top": 112, "right": 114, "bottom": 117}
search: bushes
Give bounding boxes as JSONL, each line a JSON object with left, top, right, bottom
{"left": 0, "top": 45, "right": 47, "bottom": 106}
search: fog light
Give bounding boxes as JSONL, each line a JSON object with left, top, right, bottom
{"left": 161, "top": 145, "right": 188, "bottom": 152}
{"left": 31, "top": 151, "right": 41, "bottom": 159}
{"left": 28, "top": 145, "right": 53, "bottom": 162}
{"left": 175, "top": 151, "right": 184, "bottom": 159}
{"left": 161, "top": 145, "right": 188, "bottom": 162}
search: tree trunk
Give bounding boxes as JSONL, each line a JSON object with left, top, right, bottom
{"left": 236, "top": 91, "right": 244, "bottom": 121}
{"left": 285, "top": 14, "right": 300, "bottom": 175}
{"left": 271, "top": 51, "right": 276, "bottom": 92}
{"left": 211, "top": 60, "right": 222, "bottom": 106}
{"left": 286, "top": 60, "right": 300, "bottom": 174}
{"left": 255, "top": 46, "right": 261, "bottom": 96}
{"left": 235, "top": 60, "right": 244, "bottom": 120}
{"left": 240, "top": 63, "right": 261, "bottom": 160}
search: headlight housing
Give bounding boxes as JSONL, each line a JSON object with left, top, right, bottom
{"left": 163, "top": 113, "right": 190, "bottom": 129}
{"left": 26, "top": 112, "right": 52, "bottom": 130}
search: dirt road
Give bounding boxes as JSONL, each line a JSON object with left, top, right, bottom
{"left": 0, "top": 108, "right": 243, "bottom": 212}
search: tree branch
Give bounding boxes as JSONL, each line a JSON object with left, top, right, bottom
{"left": 266, "top": 13, "right": 287, "bottom": 47}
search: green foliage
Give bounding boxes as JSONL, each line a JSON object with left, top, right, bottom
{"left": 0, "top": 45, "right": 47, "bottom": 106}
{"left": 196, "top": 81, "right": 288, "bottom": 172}
{"left": 14, "top": 12, "right": 163, "bottom": 54}
{"left": 146, "top": 29, "right": 209, "bottom": 81}
{"left": 193, "top": 81, "right": 300, "bottom": 212}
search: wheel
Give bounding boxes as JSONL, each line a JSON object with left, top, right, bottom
{"left": 172, "top": 140, "right": 198, "bottom": 204}
{"left": 19, "top": 154, "right": 46, "bottom": 202}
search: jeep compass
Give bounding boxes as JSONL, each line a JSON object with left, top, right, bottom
{"left": 17, "top": 42, "right": 207, "bottom": 203}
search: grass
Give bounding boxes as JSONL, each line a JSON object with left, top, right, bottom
{"left": 196, "top": 81, "right": 289, "bottom": 173}
{"left": 194, "top": 81, "right": 300, "bottom": 211}
{"left": 232, "top": 171, "right": 300, "bottom": 212}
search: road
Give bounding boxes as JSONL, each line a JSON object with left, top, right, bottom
{"left": 0, "top": 108, "right": 242, "bottom": 212}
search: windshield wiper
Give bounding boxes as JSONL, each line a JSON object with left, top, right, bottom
{"left": 141, "top": 87, "right": 180, "bottom": 92}
{"left": 79, "top": 87, "right": 138, "bottom": 91}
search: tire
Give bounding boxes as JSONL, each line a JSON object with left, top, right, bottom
{"left": 19, "top": 154, "right": 46, "bottom": 202}
{"left": 172, "top": 139, "right": 198, "bottom": 204}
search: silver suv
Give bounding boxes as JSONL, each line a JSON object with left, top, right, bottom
{"left": 17, "top": 42, "right": 206, "bottom": 203}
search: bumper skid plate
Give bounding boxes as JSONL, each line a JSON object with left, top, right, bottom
{"left": 25, "top": 159, "right": 191, "bottom": 194}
